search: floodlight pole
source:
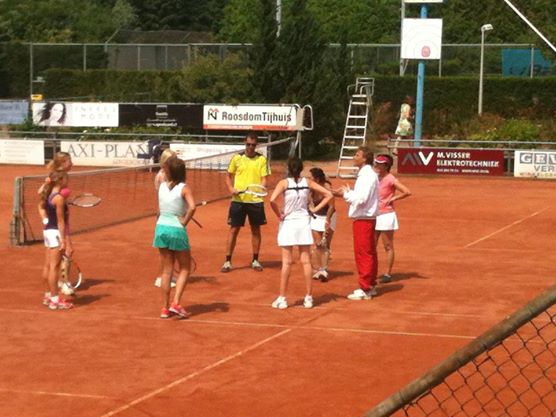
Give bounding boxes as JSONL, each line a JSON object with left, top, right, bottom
{"left": 276, "top": 0, "right": 282, "bottom": 37}
{"left": 400, "top": 0, "right": 406, "bottom": 76}
{"left": 414, "top": 4, "right": 428, "bottom": 146}
{"left": 478, "top": 24, "right": 493, "bottom": 116}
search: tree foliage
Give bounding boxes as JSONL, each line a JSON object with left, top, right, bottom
{"left": 0, "top": 0, "right": 135, "bottom": 42}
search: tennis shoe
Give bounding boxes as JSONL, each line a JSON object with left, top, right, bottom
{"left": 271, "top": 296, "right": 288, "bottom": 309}
{"left": 251, "top": 260, "right": 263, "bottom": 271}
{"left": 160, "top": 307, "right": 171, "bottom": 319}
{"left": 170, "top": 303, "right": 191, "bottom": 318}
{"left": 48, "top": 296, "right": 73, "bottom": 310}
{"left": 154, "top": 276, "right": 177, "bottom": 288}
{"left": 43, "top": 292, "right": 51, "bottom": 306}
{"left": 380, "top": 274, "right": 393, "bottom": 284}
{"left": 58, "top": 281, "right": 75, "bottom": 296}
{"left": 303, "top": 295, "right": 314, "bottom": 309}
{"left": 347, "top": 288, "right": 373, "bottom": 300}
{"left": 319, "top": 269, "right": 329, "bottom": 282}
{"left": 221, "top": 261, "right": 232, "bottom": 273}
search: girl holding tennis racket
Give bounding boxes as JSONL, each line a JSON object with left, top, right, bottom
{"left": 269, "top": 157, "right": 333, "bottom": 309}
{"left": 39, "top": 171, "right": 73, "bottom": 310}
{"left": 38, "top": 152, "right": 76, "bottom": 296}
{"left": 153, "top": 156, "right": 196, "bottom": 319}
{"left": 309, "top": 167, "right": 336, "bottom": 282}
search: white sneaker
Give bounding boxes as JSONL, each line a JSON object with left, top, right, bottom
{"left": 154, "top": 276, "right": 177, "bottom": 288}
{"left": 251, "top": 260, "right": 263, "bottom": 271}
{"left": 58, "top": 281, "right": 75, "bottom": 296}
{"left": 221, "top": 261, "right": 232, "bottom": 273}
{"left": 347, "top": 288, "right": 373, "bottom": 300}
{"left": 271, "top": 296, "right": 288, "bottom": 309}
{"left": 303, "top": 295, "right": 314, "bottom": 309}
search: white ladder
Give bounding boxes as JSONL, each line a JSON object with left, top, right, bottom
{"left": 336, "top": 77, "right": 374, "bottom": 178}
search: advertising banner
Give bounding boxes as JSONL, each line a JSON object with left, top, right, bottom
{"left": 119, "top": 103, "right": 203, "bottom": 130}
{"left": 398, "top": 148, "right": 505, "bottom": 176}
{"left": 0, "top": 100, "right": 29, "bottom": 124}
{"left": 32, "top": 102, "right": 119, "bottom": 127}
{"left": 514, "top": 150, "right": 556, "bottom": 179}
{"left": 61, "top": 141, "right": 149, "bottom": 166}
{"left": 170, "top": 143, "right": 245, "bottom": 170}
{"left": 0, "top": 139, "right": 44, "bottom": 165}
{"left": 203, "top": 105, "right": 299, "bottom": 131}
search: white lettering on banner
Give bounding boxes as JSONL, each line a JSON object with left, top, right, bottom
{"left": 62, "top": 141, "right": 148, "bottom": 166}
{"left": 418, "top": 151, "right": 434, "bottom": 165}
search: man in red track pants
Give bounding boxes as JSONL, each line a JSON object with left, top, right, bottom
{"left": 334, "top": 146, "right": 380, "bottom": 300}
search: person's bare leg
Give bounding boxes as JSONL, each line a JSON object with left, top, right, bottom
{"left": 381, "top": 231, "right": 395, "bottom": 276}
{"left": 279, "top": 247, "right": 293, "bottom": 296}
{"left": 225, "top": 226, "right": 241, "bottom": 259}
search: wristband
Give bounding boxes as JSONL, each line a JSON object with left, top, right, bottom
{"left": 42, "top": 218, "right": 48, "bottom": 226}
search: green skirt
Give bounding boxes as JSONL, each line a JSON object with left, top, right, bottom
{"left": 153, "top": 224, "right": 190, "bottom": 251}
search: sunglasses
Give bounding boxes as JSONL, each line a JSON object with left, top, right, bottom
{"left": 245, "top": 143, "right": 257, "bottom": 147}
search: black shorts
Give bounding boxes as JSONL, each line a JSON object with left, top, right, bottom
{"left": 227, "top": 201, "right": 267, "bottom": 227}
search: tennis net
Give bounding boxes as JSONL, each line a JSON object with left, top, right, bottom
{"left": 11, "top": 136, "right": 293, "bottom": 245}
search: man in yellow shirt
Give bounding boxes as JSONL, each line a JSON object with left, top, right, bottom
{"left": 221, "top": 133, "right": 270, "bottom": 272}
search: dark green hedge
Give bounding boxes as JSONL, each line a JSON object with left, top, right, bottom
{"left": 31, "top": 68, "right": 556, "bottom": 142}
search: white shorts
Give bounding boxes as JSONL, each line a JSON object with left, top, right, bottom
{"left": 277, "top": 217, "right": 314, "bottom": 247}
{"left": 43, "top": 229, "right": 62, "bottom": 248}
{"left": 375, "top": 212, "right": 399, "bottom": 231}
{"left": 310, "top": 213, "right": 337, "bottom": 232}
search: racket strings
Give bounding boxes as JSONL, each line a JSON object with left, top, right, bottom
{"left": 71, "top": 194, "right": 101, "bottom": 207}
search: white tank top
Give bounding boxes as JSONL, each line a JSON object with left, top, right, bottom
{"left": 283, "top": 177, "right": 310, "bottom": 220}
{"left": 157, "top": 182, "right": 188, "bottom": 227}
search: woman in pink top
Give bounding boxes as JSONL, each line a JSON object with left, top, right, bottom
{"left": 373, "top": 154, "right": 411, "bottom": 283}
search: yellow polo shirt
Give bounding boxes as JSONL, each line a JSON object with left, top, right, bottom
{"left": 228, "top": 152, "right": 270, "bottom": 203}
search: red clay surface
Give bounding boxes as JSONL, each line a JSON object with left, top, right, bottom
{"left": 0, "top": 163, "right": 555, "bottom": 417}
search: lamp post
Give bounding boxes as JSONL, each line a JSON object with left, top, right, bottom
{"left": 478, "top": 23, "right": 493, "bottom": 116}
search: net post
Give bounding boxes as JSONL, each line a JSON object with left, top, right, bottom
{"left": 10, "top": 177, "right": 23, "bottom": 246}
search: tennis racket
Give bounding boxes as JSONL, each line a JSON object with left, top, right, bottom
{"left": 316, "top": 230, "right": 328, "bottom": 248}
{"left": 69, "top": 193, "right": 101, "bottom": 208}
{"left": 238, "top": 184, "right": 268, "bottom": 197}
{"left": 59, "top": 254, "right": 83, "bottom": 294}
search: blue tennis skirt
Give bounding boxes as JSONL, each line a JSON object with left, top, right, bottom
{"left": 153, "top": 224, "right": 190, "bottom": 251}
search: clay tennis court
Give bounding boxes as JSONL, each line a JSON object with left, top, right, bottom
{"left": 0, "top": 163, "right": 555, "bottom": 417}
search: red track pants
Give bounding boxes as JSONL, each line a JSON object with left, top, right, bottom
{"left": 352, "top": 219, "right": 378, "bottom": 291}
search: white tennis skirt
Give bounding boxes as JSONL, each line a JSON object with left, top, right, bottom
{"left": 277, "top": 217, "right": 314, "bottom": 247}
{"left": 43, "top": 229, "right": 61, "bottom": 248}
{"left": 375, "top": 212, "right": 399, "bottom": 231}
{"left": 310, "top": 213, "right": 337, "bottom": 232}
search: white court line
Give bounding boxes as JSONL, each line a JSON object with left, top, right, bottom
{"left": 0, "top": 388, "right": 111, "bottom": 399}
{"left": 98, "top": 328, "right": 291, "bottom": 417}
{"left": 464, "top": 207, "right": 550, "bottom": 248}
